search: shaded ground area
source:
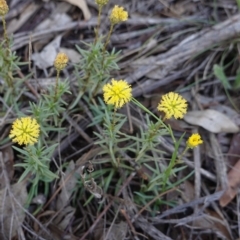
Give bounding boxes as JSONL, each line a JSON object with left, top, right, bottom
{"left": 1, "top": 0, "right": 240, "bottom": 239}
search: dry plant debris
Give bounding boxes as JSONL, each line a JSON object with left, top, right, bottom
{"left": 1, "top": 0, "right": 240, "bottom": 239}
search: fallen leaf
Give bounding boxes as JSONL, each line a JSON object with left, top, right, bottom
{"left": 0, "top": 181, "right": 28, "bottom": 239}
{"left": 56, "top": 161, "right": 77, "bottom": 209}
{"left": 0, "top": 147, "right": 14, "bottom": 190}
{"left": 219, "top": 160, "right": 240, "bottom": 207}
{"left": 65, "top": 0, "right": 91, "bottom": 20}
{"left": 53, "top": 206, "right": 75, "bottom": 230}
{"left": 32, "top": 35, "right": 62, "bottom": 69}
{"left": 226, "top": 133, "right": 240, "bottom": 169}
{"left": 59, "top": 47, "right": 81, "bottom": 63}
{"left": 35, "top": 13, "right": 72, "bottom": 31}
{"left": 7, "top": 3, "right": 40, "bottom": 34}
{"left": 54, "top": 161, "right": 77, "bottom": 230}
{"left": 191, "top": 209, "right": 233, "bottom": 240}
{"left": 184, "top": 109, "right": 239, "bottom": 133}
{"left": 94, "top": 221, "right": 128, "bottom": 240}
{"left": 179, "top": 181, "right": 195, "bottom": 203}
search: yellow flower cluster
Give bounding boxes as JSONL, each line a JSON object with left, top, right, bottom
{"left": 110, "top": 5, "right": 128, "bottom": 25}
{"left": 103, "top": 79, "right": 132, "bottom": 109}
{"left": 9, "top": 117, "right": 40, "bottom": 145}
{"left": 187, "top": 133, "right": 203, "bottom": 148}
{"left": 54, "top": 52, "right": 69, "bottom": 71}
{"left": 95, "top": 0, "right": 109, "bottom": 6}
{"left": 157, "top": 92, "right": 187, "bottom": 119}
{"left": 0, "top": 0, "right": 8, "bottom": 16}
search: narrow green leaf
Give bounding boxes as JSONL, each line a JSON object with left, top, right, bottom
{"left": 213, "top": 64, "right": 231, "bottom": 89}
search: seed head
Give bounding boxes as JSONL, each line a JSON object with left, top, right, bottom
{"left": 95, "top": 0, "right": 109, "bottom": 6}
{"left": 54, "top": 52, "right": 69, "bottom": 71}
{"left": 110, "top": 5, "right": 128, "bottom": 25}
{"left": 0, "top": 0, "right": 9, "bottom": 16}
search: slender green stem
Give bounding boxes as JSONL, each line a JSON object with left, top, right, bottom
{"left": 1, "top": 16, "right": 13, "bottom": 88}
{"left": 112, "top": 108, "right": 117, "bottom": 127}
{"left": 104, "top": 24, "right": 114, "bottom": 50}
{"left": 131, "top": 97, "right": 170, "bottom": 130}
{"left": 94, "top": 6, "right": 103, "bottom": 44}
{"left": 54, "top": 70, "right": 60, "bottom": 102}
{"left": 93, "top": 24, "right": 114, "bottom": 97}
{"left": 2, "top": 16, "right": 9, "bottom": 49}
{"left": 177, "top": 146, "right": 189, "bottom": 163}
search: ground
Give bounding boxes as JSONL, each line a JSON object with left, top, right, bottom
{"left": 0, "top": 0, "right": 240, "bottom": 239}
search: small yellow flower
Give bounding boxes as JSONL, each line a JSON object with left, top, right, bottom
{"left": 103, "top": 79, "right": 132, "bottom": 109}
{"left": 0, "top": 0, "right": 8, "bottom": 16}
{"left": 54, "top": 52, "right": 69, "bottom": 71}
{"left": 9, "top": 117, "right": 40, "bottom": 145}
{"left": 187, "top": 133, "right": 203, "bottom": 148}
{"left": 110, "top": 5, "right": 128, "bottom": 25}
{"left": 95, "top": 0, "right": 109, "bottom": 6}
{"left": 157, "top": 92, "right": 187, "bottom": 119}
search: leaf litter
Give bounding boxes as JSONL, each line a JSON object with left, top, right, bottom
{"left": 3, "top": 0, "right": 240, "bottom": 239}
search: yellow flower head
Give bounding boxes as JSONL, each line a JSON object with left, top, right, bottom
{"left": 157, "top": 92, "right": 187, "bottom": 119}
{"left": 103, "top": 79, "right": 132, "bottom": 109}
{"left": 187, "top": 133, "right": 203, "bottom": 148}
{"left": 9, "top": 117, "right": 40, "bottom": 146}
{"left": 110, "top": 5, "right": 128, "bottom": 25}
{"left": 95, "top": 0, "right": 109, "bottom": 6}
{"left": 54, "top": 52, "right": 69, "bottom": 71}
{"left": 0, "top": 0, "right": 8, "bottom": 16}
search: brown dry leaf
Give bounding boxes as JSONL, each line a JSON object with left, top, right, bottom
{"left": 94, "top": 221, "right": 128, "bottom": 240}
{"left": 0, "top": 181, "right": 28, "bottom": 240}
{"left": 184, "top": 109, "right": 239, "bottom": 133}
{"left": 35, "top": 2, "right": 72, "bottom": 31}
{"left": 227, "top": 133, "right": 240, "bottom": 169}
{"left": 169, "top": 1, "right": 197, "bottom": 16}
{"left": 179, "top": 181, "right": 195, "bottom": 203}
{"left": 64, "top": 0, "right": 91, "bottom": 20}
{"left": 53, "top": 206, "right": 75, "bottom": 230}
{"left": 7, "top": 3, "right": 40, "bottom": 34}
{"left": 35, "top": 13, "right": 72, "bottom": 31}
{"left": 0, "top": 147, "right": 14, "bottom": 190}
{"left": 56, "top": 160, "right": 77, "bottom": 209}
{"left": 53, "top": 161, "right": 77, "bottom": 230}
{"left": 32, "top": 35, "right": 62, "bottom": 69}
{"left": 192, "top": 209, "right": 233, "bottom": 240}
{"left": 59, "top": 47, "right": 81, "bottom": 63}
{"left": 219, "top": 160, "right": 240, "bottom": 207}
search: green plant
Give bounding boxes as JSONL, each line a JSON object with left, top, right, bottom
{"left": 2, "top": 0, "right": 203, "bottom": 214}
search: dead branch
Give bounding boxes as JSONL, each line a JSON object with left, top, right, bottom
{"left": 131, "top": 13, "right": 240, "bottom": 96}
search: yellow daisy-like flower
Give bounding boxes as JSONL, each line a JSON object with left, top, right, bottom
{"left": 95, "top": 0, "right": 109, "bottom": 6}
{"left": 54, "top": 52, "right": 69, "bottom": 71}
{"left": 110, "top": 5, "right": 128, "bottom": 25}
{"left": 0, "top": 0, "right": 8, "bottom": 16}
{"left": 157, "top": 92, "right": 187, "bottom": 119}
{"left": 9, "top": 117, "right": 40, "bottom": 146}
{"left": 187, "top": 133, "right": 203, "bottom": 148}
{"left": 103, "top": 79, "right": 132, "bottom": 109}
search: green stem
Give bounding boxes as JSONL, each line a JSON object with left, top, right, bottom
{"left": 177, "top": 146, "right": 189, "bottom": 163}
{"left": 104, "top": 24, "right": 114, "bottom": 50}
{"left": 1, "top": 16, "right": 13, "bottom": 89}
{"left": 92, "top": 24, "right": 114, "bottom": 96}
{"left": 2, "top": 16, "right": 9, "bottom": 49}
{"left": 94, "top": 6, "right": 103, "bottom": 44}
{"left": 131, "top": 97, "right": 170, "bottom": 131}
{"left": 54, "top": 70, "right": 60, "bottom": 102}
